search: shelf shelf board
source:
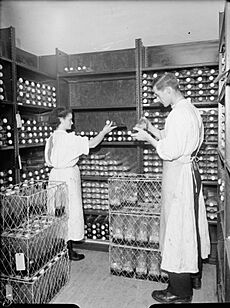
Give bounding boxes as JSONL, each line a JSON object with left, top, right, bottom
{"left": 17, "top": 103, "right": 54, "bottom": 113}
{"left": 16, "top": 62, "right": 56, "bottom": 79}
{"left": 0, "top": 56, "right": 13, "bottom": 63}
{"left": 19, "top": 143, "right": 45, "bottom": 149}
{"left": 143, "top": 62, "right": 218, "bottom": 72}
{"left": 82, "top": 175, "right": 109, "bottom": 181}
{"left": 0, "top": 146, "right": 14, "bottom": 151}
{"left": 0, "top": 100, "right": 14, "bottom": 106}
{"left": 71, "top": 105, "right": 136, "bottom": 111}
{"left": 202, "top": 181, "right": 218, "bottom": 186}
{"left": 142, "top": 101, "right": 218, "bottom": 109}
{"left": 208, "top": 220, "right": 217, "bottom": 225}
{"left": 102, "top": 141, "right": 137, "bottom": 146}
{"left": 84, "top": 209, "right": 108, "bottom": 216}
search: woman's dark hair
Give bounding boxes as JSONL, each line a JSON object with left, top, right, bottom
{"left": 154, "top": 72, "right": 180, "bottom": 92}
{"left": 48, "top": 107, "right": 72, "bottom": 129}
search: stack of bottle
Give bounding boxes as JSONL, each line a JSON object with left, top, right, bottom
{"left": 0, "top": 63, "right": 5, "bottom": 101}
{"left": 203, "top": 187, "right": 218, "bottom": 221}
{"left": 0, "top": 169, "right": 14, "bottom": 190}
{"left": 78, "top": 153, "right": 137, "bottom": 177}
{"left": 198, "top": 144, "right": 218, "bottom": 181}
{"left": 0, "top": 117, "right": 13, "bottom": 147}
{"left": 84, "top": 214, "right": 109, "bottom": 241}
{"left": 19, "top": 118, "right": 53, "bottom": 145}
{"left": 76, "top": 130, "right": 134, "bottom": 142}
{"left": 17, "top": 78, "right": 56, "bottom": 108}
{"left": 142, "top": 66, "right": 218, "bottom": 106}
{"left": 143, "top": 110, "right": 169, "bottom": 130}
{"left": 82, "top": 181, "right": 108, "bottom": 211}
{"left": 199, "top": 108, "right": 218, "bottom": 143}
{"left": 20, "top": 150, "right": 51, "bottom": 182}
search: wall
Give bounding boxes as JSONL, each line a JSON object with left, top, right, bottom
{"left": 0, "top": 0, "right": 225, "bottom": 56}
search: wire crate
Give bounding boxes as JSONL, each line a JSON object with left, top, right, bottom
{"left": 0, "top": 180, "right": 68, "bottom": 231}
{"left": 0, "top": 249, "right": 70, "bottom": 304}
{"left": 1, "top": 214, "right": 68, "bottom": 278}
{"left": 109, "top": 246, "right": 168, "bottom": 283}
{"left": 110, "top": 212, "right": 160, "bottom": 249}
{"left": 108, "top": 174, "right": 161, "bottom": 214}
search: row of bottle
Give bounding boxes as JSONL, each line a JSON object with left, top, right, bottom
{"left": 0, "top": 63, "right": 5, "bottom": 101}
{"left": 76, "top": 130, "right": 134, "bottom": 142}
{"left": 0, "top": 169, "right": 14, "bottom": 190}
{"left": 110, "top": 246, "right": 168, "bottom": 282}
{"left": 0, "top": 117, "right": 13, "bottom": 147}
{"left": 21, "top": 166, "right": 51, "bottom": 182}
{"left": 142, "top": 67, "right": 218, "bottom": 105}
{"left": 219, "top": 104, "right": 225, "bottom": 153}
{"left": 19, "top": 118, "right": 53, "bottom": 145}
{"left": 64, "top": 65, "right": 92, "bottom": 73}
{"left": 203, "top": 187, "right": 218, "bottom": 221}
{"left": 84, "top": 215, "right": 109, "bottom": 241}
{"left": 82, "top": 181, "right": 109, "bottom": 211}
{"left": 17, "top": 78, "right": 57, "bottom": 108}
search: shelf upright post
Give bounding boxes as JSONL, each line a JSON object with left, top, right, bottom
{"left": 135, "top": 38, "right": 144, "bottom": 173}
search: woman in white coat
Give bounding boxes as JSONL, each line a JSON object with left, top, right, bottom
{"left": 132, "top": 73, "right": 210, "bottom": 304}
{"left": 45, "top": 107, "right": 116, "bottom": 261}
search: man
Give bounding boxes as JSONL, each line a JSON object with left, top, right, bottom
{"left": 131, "top": 72, "right": 210, "bottom": 304}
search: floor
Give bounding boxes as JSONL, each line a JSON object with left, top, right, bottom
{"left": 51, "top": 249, "right": 218, "bottom": 307}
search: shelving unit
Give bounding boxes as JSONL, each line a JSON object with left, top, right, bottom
{"left": 0, "top": 26, "right": 57, "bottom": 188}
{"left": 216, "top": 0, "right": 230, "bottom": 302}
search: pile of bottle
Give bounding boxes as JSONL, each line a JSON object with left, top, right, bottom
{"left": 84, "top": 214, "right": 109, "bottom": 241}
{"left": 198, "top": 144, "right": 218, "bottom": 181}
{"left": 82, "top": 181, "right": 109, "bottom": 211}
{"left": 0, "top": 169, "right": 14, "bottom": 190}
{"left": 17, "top": 78, "right": 57, "bottom": 108}
{"left": 199, "top": 108, "right": 218, "bottom": 143}
{"left": 78, "top": 153, "right": 137, "bottom": 177}
{"left": 76, "top": 129, "right": 134, "bottom": 142}
{"left": 110, "top": 246, "right": 168, "bottom": 282}
{"left": 218, "top": 173, "right": 225, "bottom": 212}
{"left": 19, "top": 118, "right": 53, "bottom": 145}
{"left": 20, "top": 150, "right": 51, "bottom": 182}
{"left": 143, "top": 110, "right": 169, "bottom": 130}
{"left": 203, "top": 187, "right": 218, "bottom": 221}
{"left": 142, "top": 66, "right": 218, "bottom": 106}
{"left": 0, "top": 117, "right": 13, "bottom": 147}
{"left": 0, "top": 63, "right": 5, "bottom": 101}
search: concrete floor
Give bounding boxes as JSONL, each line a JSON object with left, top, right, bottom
{"left": 51, "top": 249, "right": 218, "bottom": 308}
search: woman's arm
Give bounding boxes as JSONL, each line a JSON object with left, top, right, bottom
{"left": 89, "top": 121, "right": 116, "bottom": 148}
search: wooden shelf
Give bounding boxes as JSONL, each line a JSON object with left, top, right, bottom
{"left": 16, "top": 62, "right": 56, "bottom": 80}
{"left": 71, "top": 105, "right": 136, "bottom": 111}
{"left": 0, "top": 146, "right": 14, "bottom": 151}
{"left": 17, "top": 103, "right": 54, "bottom": 113}
{"left": 84, "top": 209, "right": 108, "bottom": 216}
{"left": 19, "top": 143, "right": 45, "bottom": 149}
{"left": 202, "top": 181, "right": 218, "bottom": 186}
{"left": 82, "top": 175, "right": 109, "bottom": 181}
{"left": 143, "top": 62, "right": 218, "bottom": 72}
{"left": 0, "top": 56, "right": 13, "bottom": 63}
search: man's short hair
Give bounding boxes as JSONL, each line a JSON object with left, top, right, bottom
{"left": 154, "top": 72, "right": 180, "bottom": 92}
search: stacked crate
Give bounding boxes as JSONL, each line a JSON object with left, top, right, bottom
{"left": 0, "top": 180, "right": 70, "bottom": 304}
{"left": 108, "top": 175, "right": 168, "bottom": 282}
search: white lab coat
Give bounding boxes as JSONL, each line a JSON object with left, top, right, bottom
{"left": 156, "top": 99, "right": 210, "bottom": 273}
{"left": 45, "top": 130, "right": 89, "bottom": 241}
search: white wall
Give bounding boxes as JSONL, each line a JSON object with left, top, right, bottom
{"left": 0, "top": 0, "right": 225, "bottom": 56}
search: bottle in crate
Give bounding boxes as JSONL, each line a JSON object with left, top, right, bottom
{"left": 123, "top": 215, "right": 136, "bottom": 246}
{"left": 110, "top": 246, "right": 123, "bottom": 276}
{"left": 148, "top": 216, "right": 160, "bottom": 249}
{"left": 110, "top": 214, "right": 124, "bottom": 244}
{"left": 135, "top": 250, "right": 148, "bottom": 279}
{"left": 136, "top": 216, "right": 148, "bottom": 247}
{"left": 122, "top": 248, "right": 135, "bottom": 278}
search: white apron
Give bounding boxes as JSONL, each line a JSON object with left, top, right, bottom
{"left": 156, "top": 99, "right": 210, "bottom": 273}
{"left": 44, "top": 130, "right": 89, "bottom": 241}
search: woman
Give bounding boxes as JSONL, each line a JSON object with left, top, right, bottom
{"left": 44, "top": 107, "right": 116, "bottom": 261}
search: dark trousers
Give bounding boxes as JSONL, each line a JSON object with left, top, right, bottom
{"left": 167, "top": 161, "right": 202, "bottom": 297}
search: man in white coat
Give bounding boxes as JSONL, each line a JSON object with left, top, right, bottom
{"left": 131, "top": 72, "right": 210, "bottom": 304}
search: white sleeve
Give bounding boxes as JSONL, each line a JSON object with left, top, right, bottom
{"left": 156, "top": 111, "right": 188, "bottom": 161}
{"left": 68, "top": 133, "right": 89, "bottom": 157}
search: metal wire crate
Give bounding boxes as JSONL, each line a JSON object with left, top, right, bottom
{"left": 110, "top": 212, "right": 160, "bottom": 249}
{"left": 0, "top": 180, "right": 68, "bottom": 231}
{"left": 1, "top": 214, "right": 68, "bottom": 278}
{"left": 109, "top": 246, "right": 168, "bottom": 283}
{"left": 0, "top": 249, "right": 70, "bottom": 304}
{"left": 108, "top": 174, "right": 161, "bottom": 214}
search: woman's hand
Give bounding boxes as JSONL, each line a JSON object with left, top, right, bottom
{"left": 131, "top": 127, "right": 150, "bottom": 142}
{"left": 102, "top": 120, "right": 117, "bottom": 135}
